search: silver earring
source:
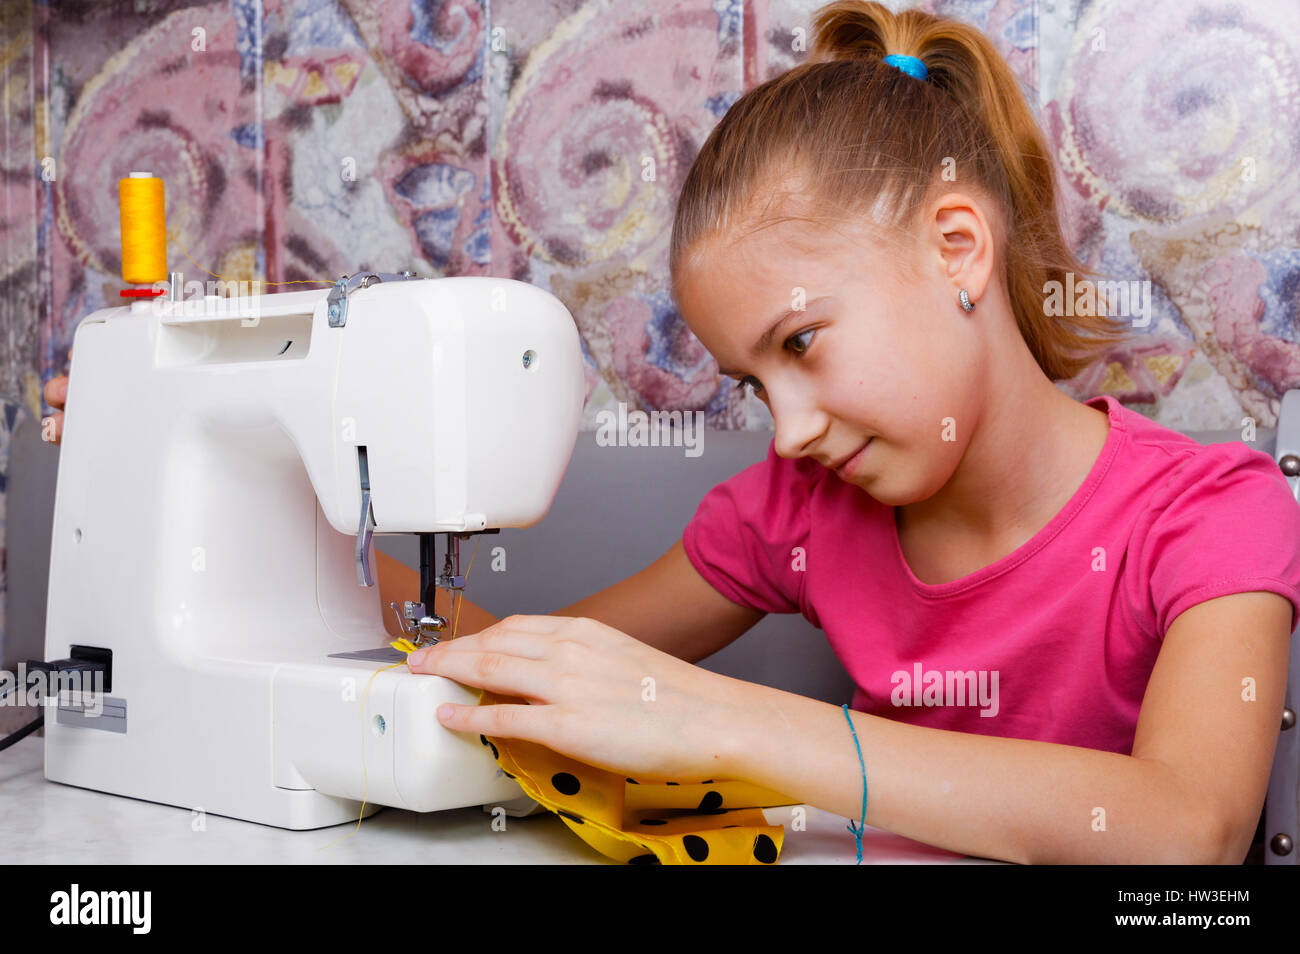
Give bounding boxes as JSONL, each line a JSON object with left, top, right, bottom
{"left": 958, "top": 289, "right": 974, "bottom": 312}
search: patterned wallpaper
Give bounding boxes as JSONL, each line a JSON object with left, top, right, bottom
{"left": 1, "top": 0, "right": 1299, "bottom": 660}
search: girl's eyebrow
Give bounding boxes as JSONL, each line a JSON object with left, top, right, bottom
{"left": 717, "top": 296, "right": 830, "bottom": 375}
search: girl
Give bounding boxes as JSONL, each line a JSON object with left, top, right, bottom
{"left": 359, "top": 1, "right": 1293, "bottom": 862}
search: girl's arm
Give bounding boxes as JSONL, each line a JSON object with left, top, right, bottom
{"left": 725, "top": 590, "right": 1293, "bottom": 864}
{"left": 377, "top": 538, "right": 766, "bottom": 660}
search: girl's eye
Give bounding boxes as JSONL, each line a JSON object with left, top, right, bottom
{"left": 788, "top": 328, "right": 815, "bottom": 354}
{"left": 733, "top": 328, "right": 817, "bottom": 396}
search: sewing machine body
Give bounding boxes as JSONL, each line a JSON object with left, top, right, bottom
{"left": 43, "top": 276, "right": 585, "bottom": 829}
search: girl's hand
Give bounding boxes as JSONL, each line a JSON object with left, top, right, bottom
{"left": 405, "top": 614, "right": 753, "bottom": 783}
{"left": 43, "top": 373, "right": 69, "bottom": 445}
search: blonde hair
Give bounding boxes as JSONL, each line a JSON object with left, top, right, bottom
{"left": 669, "top": 0, "right": 1129, "bottom": 381}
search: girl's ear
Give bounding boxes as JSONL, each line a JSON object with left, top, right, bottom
{"left": 928, "top": 192, "right": 996, "bottom": 305}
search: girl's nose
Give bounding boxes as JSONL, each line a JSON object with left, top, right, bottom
{"left": 771, "top": 406, "right": 829, "bottom": 460}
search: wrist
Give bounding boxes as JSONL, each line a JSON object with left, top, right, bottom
{"left": 714, "top": 676, "right": 782, "bottom": 782}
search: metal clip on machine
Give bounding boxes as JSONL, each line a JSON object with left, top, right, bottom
{"left": 43, "top": 272, "right": 585, "bottom": 829}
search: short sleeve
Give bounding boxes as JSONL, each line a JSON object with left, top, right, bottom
{"left": 681, "top": 439, "right": 816, "bottom": 615}
{"left": 1139, "top": 441, "right": 1300, "bottom": 637}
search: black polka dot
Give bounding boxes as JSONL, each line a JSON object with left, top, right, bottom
{"left": 502, "top": 771, "right": 514, "bottom": 779}
{"left": 551, "top": 772, "right": 581, "bottom": 796}
{"left": 666, "top": 781, "right": 678, "bottom": 786}
{"left": 639, "top": 818, "right": 667, "bottom": 826}
{"left": 479, "top": 734, "right": 488, "bottom": 746}
{"left": 700, "top": 779, "right": 714, "bottom": 784}
{"left": 752, "top": 833, "right": 778, "bottom": 864}
{"left": 625, "top": 778, "right": 639, "bottom": 785}
{"left": 486, "top": 741, "right": 498, "bottom": 759}
{"left": 723, "top": 824, "right": 739, "bottom": 829}
{"left": 697, "top": 791, "right": 724, "bottom": 813}
{"left": 628, "top": 853, "right": 660, "bottom": 864}
{"left": 556, "top": 810, "right": 584, "bottom": 824}
{"left": 682, "top": 834, "right": 710, "bottom": 862}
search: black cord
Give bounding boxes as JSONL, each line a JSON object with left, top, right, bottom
{"left": 0, "top": 653, "right": 108, "bottom": 753}
{"left": 0, "top": 713, "right": 44, "bottom": 752}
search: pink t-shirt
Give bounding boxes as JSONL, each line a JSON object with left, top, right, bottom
{"left": 682, "top": 394, "right": 1300, "bottom": 755}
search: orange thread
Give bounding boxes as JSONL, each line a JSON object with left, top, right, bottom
{"left": 119, "top": 176, "right": 168, "bottom": 284}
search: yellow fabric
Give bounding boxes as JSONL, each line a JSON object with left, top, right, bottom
{"left": 477, "top": 687, "right": 795, "bottom": 865}
{"left": 392, "top": 636, "right": 797, "bottom": 864}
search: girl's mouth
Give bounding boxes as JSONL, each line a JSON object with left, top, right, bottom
{"left": 835, "top": 439, "right": 873, "bottom": 479}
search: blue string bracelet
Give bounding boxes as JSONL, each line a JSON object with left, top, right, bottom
{"left": 842, "top": 703, "right": 868, "bottom": 864}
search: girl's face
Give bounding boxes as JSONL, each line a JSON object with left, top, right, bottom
{"left": 673, "top": 212, "right": 990, "bottom": 506}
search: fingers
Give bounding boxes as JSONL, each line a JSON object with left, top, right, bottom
{"left": 407, "top": 642, "right": 553, "bottom": 701}
{"left": 414, "top": 631, "right": 550, "bottom": 665}
{"left": 43, "top": 375, "right": 68, "bottom": 445}
{"left": 44, "top": 375, "right": 67, "bottom": 410}
{"left": 482, "top": 613, "right": 573, "bottom": 635}
{"left": 406, "top": 613, "right": 577, "bottom": 670}
{"left": 41, "top": 409, "right": 63, "bottom": 446}
{"left": 435, "top": 699, "right": 541, "bottom": 740}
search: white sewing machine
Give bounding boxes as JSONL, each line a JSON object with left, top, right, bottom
{"left": 42, "top": 273, "right": 586, "bottom": 829}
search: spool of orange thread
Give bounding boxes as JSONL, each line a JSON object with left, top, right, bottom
{"left": 118, "top": 171, "right": 168, "bottom": 297}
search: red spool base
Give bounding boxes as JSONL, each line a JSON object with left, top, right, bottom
{"left": 120, "top": 288, "right": 167, "bottom": 298}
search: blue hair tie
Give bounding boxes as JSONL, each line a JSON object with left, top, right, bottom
{"left": 883, "top": 53, "right": 927, "bottom": 81}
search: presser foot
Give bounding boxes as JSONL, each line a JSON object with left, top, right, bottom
{"left": 388, "top": 600, "right": 448, "bottom": 646}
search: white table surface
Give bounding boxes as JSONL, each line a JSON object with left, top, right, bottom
{"left": 0, "top": 733, "right": 1004, "bottom": 864}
